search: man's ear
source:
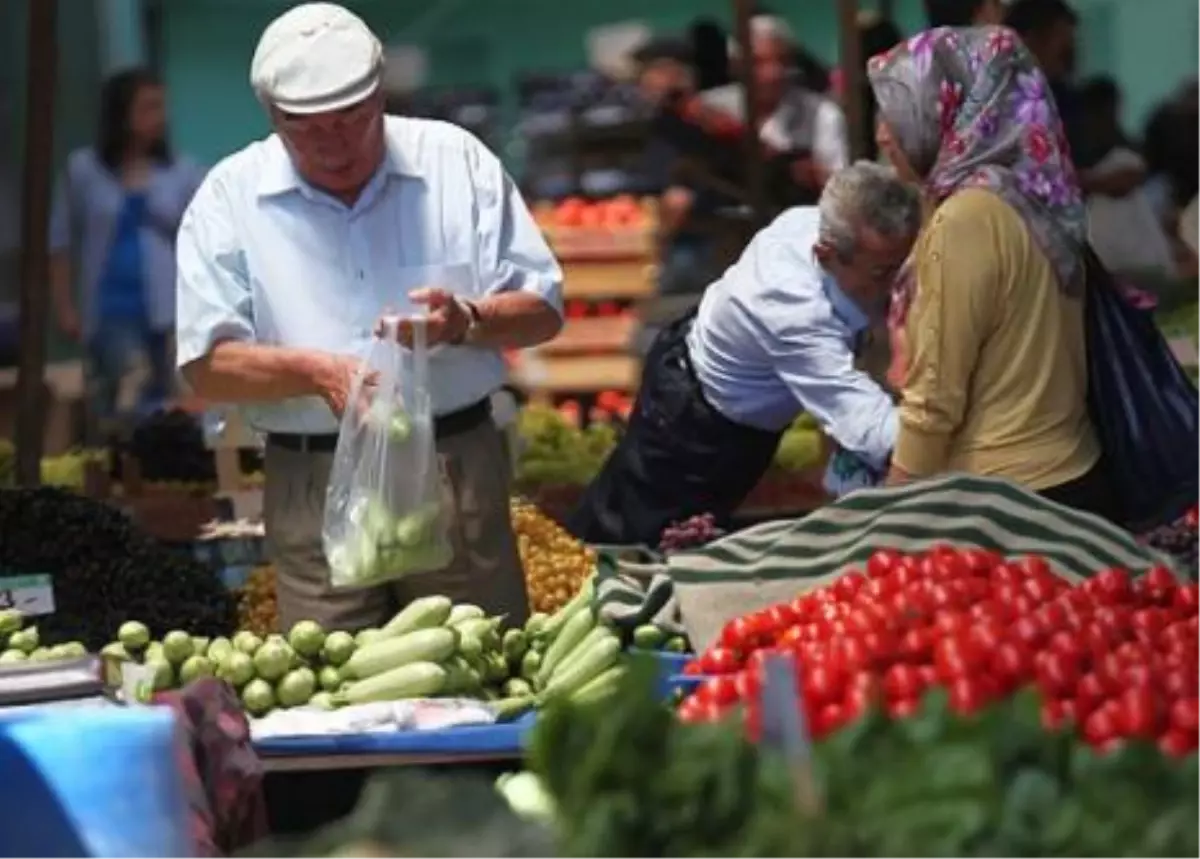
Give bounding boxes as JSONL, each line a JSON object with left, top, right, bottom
{"left": 812, "top": 240, "right": 835, "bottom": 267}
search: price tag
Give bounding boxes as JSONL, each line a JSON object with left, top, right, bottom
{"left": 120, "top": 662, "right": 158, "bottom": 705}
{"left": 760, "top": 652, "right": 822, "bottom": 815}
{"left": 0, "top": 574, "right": 55, "bottom": 617}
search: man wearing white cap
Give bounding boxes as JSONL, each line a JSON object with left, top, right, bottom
{"left": 175, "top": 3, "right": 564, "bottom": 630}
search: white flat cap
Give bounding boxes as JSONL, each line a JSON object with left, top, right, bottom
{"left": 250, "top": 2, "right": 383, "bottom": 114}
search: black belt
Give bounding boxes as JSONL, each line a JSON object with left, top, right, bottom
{"left": 267, "top": 398, "right": 492, "bottom": 453}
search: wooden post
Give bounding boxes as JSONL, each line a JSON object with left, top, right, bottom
{"left": 731, "top": 0, "right": 767, "bottom": 226}
{"left": 14, "top": 0, "right": 59, "bottom": 486}
{"left": 837, "top": 0, "right": 866, "bottom": 163}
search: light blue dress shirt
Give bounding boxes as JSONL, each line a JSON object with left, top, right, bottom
{"left": 49, "top": 148, "right": 206, "bottom": 337}
{"left": 175, "top": 116, "right": 564, "bottom": 434}
{"left": 686, "top": 206, "right": 897, "bottom": 471}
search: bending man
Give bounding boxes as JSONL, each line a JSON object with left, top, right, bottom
{"left": 568, "top": 161, "right": 920, "bottom": 545}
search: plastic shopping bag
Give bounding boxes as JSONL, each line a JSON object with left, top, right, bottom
{"left": 822, "top": 447, "right": 884, "bottom": 498}
{"left": 322, "top": 317, "right": 452, "bottom": 588}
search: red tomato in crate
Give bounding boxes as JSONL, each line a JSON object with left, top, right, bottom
{"left": 1169, "top": 697, "right": 1199, "bottom": 735}
{"left": 1158, "top": 730, "right": 1197, "bottom": 758}
{"left": 697, "top": 646, "right": 741, "bottom": 675}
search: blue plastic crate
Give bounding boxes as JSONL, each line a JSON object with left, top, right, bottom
{"left": 628, "top": 649, "right": 694, "bottom": 678}
{"left": 656, "top": 673, "right": 704, "bottom": 703}
{"left": 0, "top": 706, "right": 192, "bottom": 856}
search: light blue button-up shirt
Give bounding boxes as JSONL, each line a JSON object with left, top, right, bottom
{"left": 49, "top": 148, "right": 206, "bottom": 336}
{"left": 686, "top": 206, "right": 896, "bottom": 471}
{"left": 175, "top": 116, "right": 564, "bottom": 434}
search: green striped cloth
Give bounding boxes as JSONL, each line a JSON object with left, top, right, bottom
{"left": 596, "top": 473, "right": 1176, "bottom": 652}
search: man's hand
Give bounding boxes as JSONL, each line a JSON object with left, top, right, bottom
{"left": 312, "top": 352, "right": 375, "bottom": 418}
{"left": 375, "top": 287, "right": 470, "bottom": 348}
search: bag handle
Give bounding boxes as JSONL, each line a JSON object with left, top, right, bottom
{"left": 410, "top": 314, "right": 428, "bottom": 407}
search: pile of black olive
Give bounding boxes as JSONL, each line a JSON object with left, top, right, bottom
{"left": 0, "top": 487, "right": 237, "bottom": 650}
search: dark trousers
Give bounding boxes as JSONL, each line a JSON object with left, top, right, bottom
{"left": 567, "top": 314, "right": 783, "bottom": 546}
{"left": 1038, "top": 457, "right": 1123, "bottom": 525}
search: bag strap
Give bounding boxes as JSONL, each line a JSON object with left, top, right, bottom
{"left": 411, "top": 314, "right": 428, "bottom": 403}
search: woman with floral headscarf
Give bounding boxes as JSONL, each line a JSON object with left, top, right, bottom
{"left": 866, "top": 26, "right": 1118, "bottom": 519}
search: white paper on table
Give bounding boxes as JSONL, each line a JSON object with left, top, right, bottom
{"left": 248, "top": 698, "right": 497, "bottom": 740}
{"left": 250, "top": 702, "right": 397, "bottom": 740}
{"left": 393, "top": 697, "right": 496, "bottom": 731}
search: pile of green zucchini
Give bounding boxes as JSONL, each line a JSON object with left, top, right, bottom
{"left": 269, "top": 577, "right": 686, "bottom": 721}
{"left": 520, "top": 578, "right": 627, "bottom": 709}
{"left": 329, "top": 595, "right": 534, "bottom": 720}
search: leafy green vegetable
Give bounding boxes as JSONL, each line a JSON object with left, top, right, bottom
{"left": 528, "top": 657, "right": 804, "bottom": 856}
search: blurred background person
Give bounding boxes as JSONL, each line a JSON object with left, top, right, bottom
{"left": 1078, "top": 76, "right": 1177, "bottom": 279}
{"left": 705, "top": 15, "right": 849, "bottom": 202}
{"left": 630, "top": 36, "right": 725, "bottom": 296}
{"left": 1143, "top": 80, "right": 1200, "bottom": 276}
{"left": 686, "top": 18, "right": 732, "bottom": 92}
{"left": 1006, "top": 0, "right": 1142, "bottom": 200}
{"left": 49, "top": 68, "right": 205, "bottom": 440}
{"left": 924, "top": 0, "right": 1007, "bottom": 27}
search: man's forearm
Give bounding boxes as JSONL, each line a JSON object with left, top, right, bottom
{"left": 182, "top": 340, "right": 325, "bottom": 403}
{"left": 470, "top": 291, "right": 562, "bottom": 350}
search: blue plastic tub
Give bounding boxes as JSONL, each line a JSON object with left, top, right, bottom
{"left": 0, "top": 706, "right": 192, "bottom": 857}
{"left": 628, "top": 649, "right": 694, "bottom": 678}
{"left": 656, "top": 673, "right": 705, "bottom": 703}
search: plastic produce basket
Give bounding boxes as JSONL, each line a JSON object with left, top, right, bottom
{"left": 629, "top": 649, "right": 692, "bottom": 677}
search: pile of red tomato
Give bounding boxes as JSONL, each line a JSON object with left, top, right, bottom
{"left": 678, "top": 548, "right": 1199, "bottom": 757}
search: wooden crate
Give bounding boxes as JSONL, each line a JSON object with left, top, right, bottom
{"left": 562, "top": 260, "right": 656, "bottom": 301}
{"left": 536, "top": 316, "right": 639, "bottom": 356}
{"left": 547, "top": 227, "right": 657, "bottom": 262}
{"left": 509, "top": 353, "right": 641, "bottom": 393}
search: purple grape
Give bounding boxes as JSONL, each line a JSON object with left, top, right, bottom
{"left": 657, "top": 513, "right": 725, "bottom": 553}
{"left": 1138, "top": 513, "right": 1199, "bottom": 578}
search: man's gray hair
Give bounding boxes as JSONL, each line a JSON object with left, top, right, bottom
{"left": 817, "top": 161, "right": 922, "bottom": 258}
{"left": 727, "top": 15, "right": 795, "bottom": 59}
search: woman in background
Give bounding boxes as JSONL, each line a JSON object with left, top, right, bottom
{"left": 868, "top": 27, "right": 1117, "bottom": 519}
{"left": 49, "top": 68, "right": 204, "bottom": 439}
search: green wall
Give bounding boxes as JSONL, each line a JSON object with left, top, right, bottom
{"left": 156, "top": 0, "right": 1197, "bottom": 166}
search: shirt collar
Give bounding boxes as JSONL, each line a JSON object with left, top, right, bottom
{"left": 255, "top": 131, "right": 419, "bottom": 200}
{"left": 813, "top": 253, "right": 871, "bottom": 336}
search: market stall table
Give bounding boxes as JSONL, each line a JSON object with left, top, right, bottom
{"left": 253, "top": 712, "right": 534, "bottom": 772}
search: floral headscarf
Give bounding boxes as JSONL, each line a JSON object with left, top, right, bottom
{"left": 868, "top": 26, "right": 1088, "bottom": 323}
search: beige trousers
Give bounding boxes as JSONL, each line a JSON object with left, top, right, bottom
{"left": 263, "top": 420, "right": 529, "bottom": 632}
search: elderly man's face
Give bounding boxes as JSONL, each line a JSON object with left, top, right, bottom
{"left": 816, "top": 225, "right": 915, "bottom": 313}
{"left": 750, "top": 34, "right": 791, "bottom": 106}
{"left": 272, "top": 90, "right": 386, "bottom": 198}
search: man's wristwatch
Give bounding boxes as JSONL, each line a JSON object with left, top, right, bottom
{"left": 450, "top": 298, "right": 482, "bottom": 346}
